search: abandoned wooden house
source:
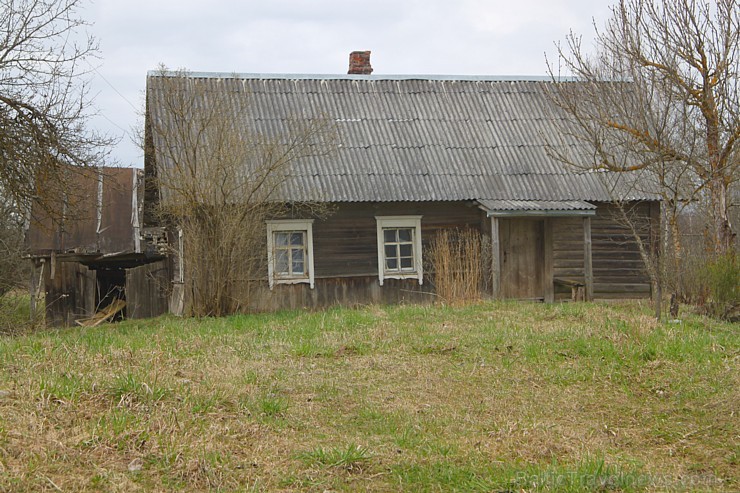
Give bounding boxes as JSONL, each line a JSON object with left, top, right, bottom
{"left": 28, "top": 52, "right": 660, "bottom": 325}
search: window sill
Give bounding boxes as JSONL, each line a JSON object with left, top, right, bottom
{"left": 272, "top": 277, "right": 313, "bottom": 288}
{"left": 381, "top": 272, "right": 423, "bottom": 284}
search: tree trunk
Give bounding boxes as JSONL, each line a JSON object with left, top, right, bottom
{"left": 667, "top": 206, "right": 684, "bottom": 300}
{"left": 709, "top": 176, "right": 735, "bottom": 255}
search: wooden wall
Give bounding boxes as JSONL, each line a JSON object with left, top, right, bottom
{"left": 552, "top": 202, "right": 655, "bottom": 300}
{"left": 262, "top": 201, "right": 483, "bottom": 310}
{"left": 44, "top": 260, "right": 96, "bottom": 326}
{"left": 241, "top": 200, "right": 657, "bottom": 311}
{"left": 312, "top": 201, "right": 484, "bottom": 277}
{"left": 250, "top": 277, "right": 433, "bottom": 311}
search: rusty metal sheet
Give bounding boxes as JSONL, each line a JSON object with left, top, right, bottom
{"left": 26, "top": 167, "right": 137, "bottom": 255}
{"left": 100, "top": 168, "right": 136, "bottom": 253}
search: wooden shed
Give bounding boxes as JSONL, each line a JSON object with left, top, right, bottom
{"left": 26, "top": 167, "right": 169, "bottom": 326}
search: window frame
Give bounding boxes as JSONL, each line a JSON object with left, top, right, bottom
{"left": 375, "top": 215, "right": 423, "bottom": 286}
{"left": 266, "top": 219, "right": 315, "bottom": 289}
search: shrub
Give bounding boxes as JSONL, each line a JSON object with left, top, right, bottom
{"left": 702, "top": 253, "right": 739, "bottom": 321}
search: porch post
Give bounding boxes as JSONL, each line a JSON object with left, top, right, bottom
{"left": 583, "top": 216, "right": 593, "bottom": 301}
{"left": 29, "top": 260, "right": 40, "bottom": 320}
{"left": 490, "top": 216, "right": 500, "bottom": 298}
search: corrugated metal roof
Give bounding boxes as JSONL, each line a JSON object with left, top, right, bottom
{"left": 146, "top": 74, "right": 657, "bottom": 203}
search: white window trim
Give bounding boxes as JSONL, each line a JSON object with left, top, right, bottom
{"left": 375, "top": 215, "right": 423, "bottom": 286}
{"left": 266, "top": 219, "right": 315, "bottom": 289}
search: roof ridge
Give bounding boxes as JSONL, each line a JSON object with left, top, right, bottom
{"left": 147, "top": 71, "right": 573, "bottom": 82}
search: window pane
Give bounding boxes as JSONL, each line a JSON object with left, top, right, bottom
{"left": 398, "top": 228, "right": 412, "bottom": 242}
{"left": 386, "top": 258, "right": 398, "bottom": 270}
{"left": 275, "top": 232, "right": 289, "bottom": 247}
{"left": 384, "top": 229, "right": 396, "bottom": 243}
{"left": 290, "top": 232, "right": 304, "bottom": 246}
{"left": 385, "top": 244, "right": 397, "bottom": 259}
{"left": 292, "top": 260, "right": 304, "bottom": 274}
{"left": 275, "top": 250, "right": 289, "bottom": 273}
{"left": 400, "top": 257, "right": 413, "bottom": 269}
{"left": 399, "top": 244, "right": 413, "bottom": 257}
{"left": 291, "top": 247, "right": 304, "bottom": 263}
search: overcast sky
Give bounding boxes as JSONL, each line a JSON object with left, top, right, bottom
{"left": 84, "top": 0, "right": 616, "bottom": 167}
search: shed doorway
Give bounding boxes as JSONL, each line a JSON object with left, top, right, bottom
{"left": 499, "top": 218, "right": 545, "bottom": 300}
{"left": 95, "top": 267, "right": 126, "bottom": 321}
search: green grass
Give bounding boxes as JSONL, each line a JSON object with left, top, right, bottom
{"left": 297, "top": 443, "right": 371, "bottom": 471}
{"left": 0, "top": 292, "right": 36, "bottom": 335}
{"left": 0, "top": 300, "right": 737, "bottom": 491}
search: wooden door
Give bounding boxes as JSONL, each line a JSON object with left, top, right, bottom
{"left": 500, "top": 219, "right": 545, "bottom": 299}
{"left": 125, "top": 260, "right": 169, "bottom": 319}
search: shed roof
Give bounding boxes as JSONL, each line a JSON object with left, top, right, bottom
{"left": 146, "top": 73, "right": 657, "bottom": 204}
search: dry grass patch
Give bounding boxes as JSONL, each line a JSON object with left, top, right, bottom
{"left": 0, "top": 301, "right": 737, "bottom": 491}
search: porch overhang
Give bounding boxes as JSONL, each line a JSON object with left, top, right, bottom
{"left": 483, "top": 200, "right": 596, "bottom": 303}
{"left": 478, "top": 200, "right": 597, "bottom": 217}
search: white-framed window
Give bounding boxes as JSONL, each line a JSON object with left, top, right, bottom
{"left": 375, "top": 215, "right": 423, "bottom": 286}
{"left": 266, "top": 219, "right": 315, "bottom": 289}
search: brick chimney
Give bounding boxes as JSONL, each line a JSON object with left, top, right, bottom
{"left": 348, "top": 51, "right": 373, "bottom": 75}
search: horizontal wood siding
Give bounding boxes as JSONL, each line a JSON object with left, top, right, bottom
{"left": 312, "top": 202, "right": 483, "bottom": 278}
{"left": 552, "top": 202, "right": 654, "bottom": 300}
{"left": 250, "top": 277, "right": 433, "bottom": 311}
{"left": 552, "top": 216, "right": 584, "bottom": 300}
{"left": 262, "top": 201, "right": 483, "bottom": 310}
{"left": 592, "top": 202, "right": 652, "bottom": 298}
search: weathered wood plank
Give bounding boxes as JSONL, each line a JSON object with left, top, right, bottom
{"left": 125, "top": 260, "right": 169, "bottom": 319}
{"left": 500, "top": 219, "right": 544, "bottom": 299}
{"left": 44, "top": 261, "right": 96, "bottom": 326}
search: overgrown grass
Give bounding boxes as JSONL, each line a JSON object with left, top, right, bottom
{"left": 0, "top": 292, "right": 36, "bottom": 335}
{"left": 0, "top": 301, "right": 737, "bottom": 491}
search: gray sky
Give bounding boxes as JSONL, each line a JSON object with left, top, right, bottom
{"left": 85, "top": 0, "right": 615, "bottom": 167}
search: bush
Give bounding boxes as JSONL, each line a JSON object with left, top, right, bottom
{"left": 702, "top": 254, "right": 739, "bottom": 321}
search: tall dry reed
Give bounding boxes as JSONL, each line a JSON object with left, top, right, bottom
{"left": 428, "top": 228, "right": 487, "bottom": 304}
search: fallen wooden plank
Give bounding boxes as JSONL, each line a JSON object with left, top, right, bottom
{"left": 76, "top": 299, "right": 126, "bottom": 327}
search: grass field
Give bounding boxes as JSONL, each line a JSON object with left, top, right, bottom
{"left": 0, "top": 301, "right": 737, "bottom": 491}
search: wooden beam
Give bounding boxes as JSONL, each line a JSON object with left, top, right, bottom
{"left": 544, "top": 219, "right": 554, "bottom": 303}
{"left": 490, "top": 216, "right": 500, "bottom": 298}
{"left": 583, "top": 216, "right": 593, "bottom": 301}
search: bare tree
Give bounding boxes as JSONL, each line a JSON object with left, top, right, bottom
{"left": 0, "top": 189, "right": 26, "bottom": 297}
{"left": 0, "top": 0, "right": 112, "bottom": 220}
{"left": 547, "top": 0, "right": 739, "bottom": 256}
{"left": 145, "top": 69, "right": 336, "bottom": 317}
